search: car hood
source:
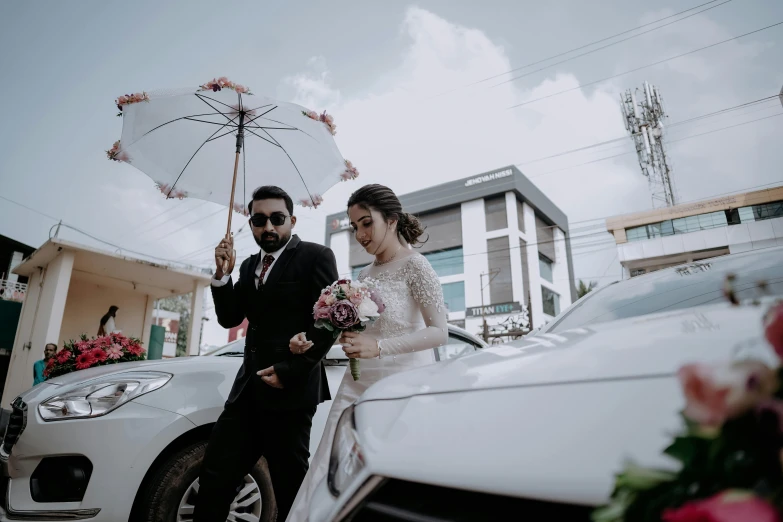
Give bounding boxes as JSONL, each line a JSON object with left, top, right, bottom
{"left": 352, "top": 300, "right": 779, "bottom": 506}
{"left": 360, "top": 300, "right": 777, "bottom": 403}
{"left": 44, "top": 355, "right": 240, "bottom": 388}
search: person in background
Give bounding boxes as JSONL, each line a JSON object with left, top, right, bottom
{"left": 33, "top": 343, "right": 57, "bottom": 386}
{"left": 98, "top": 305, "right": 120, "bottom": 336}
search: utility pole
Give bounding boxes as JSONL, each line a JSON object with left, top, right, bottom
{"left": 479, "top": 269, "right": 500, "bottom": 343}
{"left": 620, "top": 82, "right": 677, "bottom": 208}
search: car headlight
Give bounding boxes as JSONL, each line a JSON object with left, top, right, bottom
{"left": 327, "top": 404, "right": 365, "bottom": 496}
{"left": 38, "top": 371, "right": 172, "bottom": 421}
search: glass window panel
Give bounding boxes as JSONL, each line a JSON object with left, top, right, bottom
{"left": 672, "top": 218, "right": 687, "bottom": 235}
{"left": 739, "top": 207, "right": 755, "bottom": 223}
{"left": 424, "top": 248, "right": 464, "bottom": 277}
{"left": 539, "top": 253, "right": 553, "bottom": 283}
{"left": 660, "top": 220, "right": 674, "bottom": 236}
{"left": 485, "top": 196, "right": 508, "bottom": 232}
{"left": 487, "top": 237, "right": 513, "bottom": 304}
{"left": 441, "top": 282, "right": 465, "bottom": 313}
{"left": 536, "top": 216, "right": 556, "bottom": 261}
{"left": 647, "top": 223, "right": 661, "bottom": 238}
{"left": 436, "top": 333, "right": 479, "bottom": 361}
{"left": 541, "top": 287, "right": 560, "bottom": 316}
{"left": 685, "top": 216, "right": 700, "bottom": 232}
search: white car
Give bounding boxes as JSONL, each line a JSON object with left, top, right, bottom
{"left": 308, "top": 247, "right": 783, "bottom": 521}
{"left": 0, "top": 324, "right": 484, "bottom": 522}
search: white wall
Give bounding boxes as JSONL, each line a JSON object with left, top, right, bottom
{"left": 552, "top": 227, "right": 572, "bottom": 311}
{"left": 617, "top": 216, "right": 783, "bottom": 265}
{"left": 331, "top": 230, "right": 351, "bottom": 279}
{"left": 523, "top": 202, "right": 546, "bottom": 328}
{"left": 461, "top": 199, "right": 488, "bottom": 335}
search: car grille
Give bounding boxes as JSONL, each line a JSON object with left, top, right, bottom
{"left": 346, "top": 478, "right": 594, "bottom": 522}
{"left": 1, "top": 398, "right": 28, "bottom": 457}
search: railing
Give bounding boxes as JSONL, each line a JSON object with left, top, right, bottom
{"left": 0, "top": 280, "right": 27, "bottom": 302}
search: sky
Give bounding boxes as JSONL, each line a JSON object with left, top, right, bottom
{"left": 1, "top": 0, "right": 781, "bottom": 346}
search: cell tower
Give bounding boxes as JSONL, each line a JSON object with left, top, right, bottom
{"left": 620, "top": 82, "right": 677, "bottom": 208}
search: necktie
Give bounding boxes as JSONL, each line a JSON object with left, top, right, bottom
{"left": 258, "top": 254, "right": 275, "bottom": 287}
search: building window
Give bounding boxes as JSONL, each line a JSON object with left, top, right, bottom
{"left": 442, "top": 282, "right": 466, "bottom": 313}
{"left": 538, "top": 253, "right": 553, "bottom": 283}
{"left": 485, "top": 196, "right": 508, "bottom": 232}
{"left": 541, "top": 287, "right": 560, "bottom": 316}
{"left": 424, "top": 248, "right": 464, "bottom": 277}
{"left": 739, "top": 201, "right": 783, "bottom": 222}
{"left": 516, "top": 199, "right": 525, "bottom": 232}
{"left": 630, "top": 268, "right": 646, "bottom": 277}
{"left": 487, "top": 236, "right": 513, "bottom": 304}
{"left": 535, "top": 216, "right": 556, "bottom": 262}
{"left": 626, "top": 210, "right": 731, "bottom": 242}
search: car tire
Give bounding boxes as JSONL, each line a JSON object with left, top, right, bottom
{"left": 133, "top": 440, "right": 276, "bottom": 522}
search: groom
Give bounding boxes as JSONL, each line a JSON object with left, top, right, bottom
{"left": 194, "top": 185, "right": 339, "bottom": 521}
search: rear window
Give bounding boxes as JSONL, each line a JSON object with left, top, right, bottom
{"left": 547, "top": 248, "right": 783, "bottom": 333}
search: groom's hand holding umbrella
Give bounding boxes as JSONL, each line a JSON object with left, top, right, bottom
{"left": 214, "top": 235, "right": 236, "bottom": 279}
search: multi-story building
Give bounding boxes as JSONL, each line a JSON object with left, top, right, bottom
{"left": 323, "top": 166, "right": 576, "bottom": 338}
{"left": 605, "top": 186, "right": 783, "bottom": 278}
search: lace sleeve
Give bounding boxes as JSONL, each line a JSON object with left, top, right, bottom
{"left": 379, "top": 254, "right": 449, "bottom": 357}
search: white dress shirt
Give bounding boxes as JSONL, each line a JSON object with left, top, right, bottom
{"left": 211, "top": 237, "right": 291, "bottom": 289}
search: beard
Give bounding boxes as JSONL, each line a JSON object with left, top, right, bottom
{"left": 255, "top": 230, "right": 290, "bottom": 252}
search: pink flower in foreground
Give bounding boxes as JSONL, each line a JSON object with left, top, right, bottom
{"left": 764, "top": 301, "right": 783, "bottom": 359}
{"left": 75, "top": 352, "right": 97, "bottom": 370}
{"left": 126, "top": 343, "right": 145, "bottom": 357}
{"left": 106, "top": 344, "right": 123, "bottom": 360}
{"left": 56, "top": 350, "right": 72, "bottom": 364}
{"left": 75, "top": 341, "right": 91, "bottom": 353}
{"left": 663, "top": 491, "right": 781, "bottom": 522}
{"left": 314, "top": 305, "right": 331, "bottom": 321}
{"left": 678, "top": 360, "right": 777, "bottom": 427}
{"left": 89, "top": 348, "right": 108, "bottom": 363}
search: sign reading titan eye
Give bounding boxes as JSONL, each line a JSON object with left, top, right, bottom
{"left": 466, "top": 302, "right": 523, "bottom": 317}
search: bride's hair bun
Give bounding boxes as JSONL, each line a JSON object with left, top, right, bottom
{"left": 347, "top": 184, "right": 427, "bottom": 246}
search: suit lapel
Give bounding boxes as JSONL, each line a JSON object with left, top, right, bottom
{"left": 244, "top": 252, "right": 260, "bottom": 291}
{"left": 263, "top": 235, "right": 300, "bottom": 288}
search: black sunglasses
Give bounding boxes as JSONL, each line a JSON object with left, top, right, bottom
{"left": 250, "top": 213, "right": 290, "bottom": 227}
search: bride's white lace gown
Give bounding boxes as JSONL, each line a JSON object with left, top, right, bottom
{"left": 286, "top": 251, "right": 448, "bottom": 521}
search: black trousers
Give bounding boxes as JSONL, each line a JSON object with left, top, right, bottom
{"left": 193, "top": 389, "right": 316, "bottom": 522}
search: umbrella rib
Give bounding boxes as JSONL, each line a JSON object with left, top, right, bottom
{"left": 244, "top": 128, "right": 282, "bottom": 148}
{"left": 194, "top": 94, "right": 238, "bottom": 125}
{"left": 242, "top": 106, "right": 279, "bottom": 129}
{"left": 140, "top": 111, "right": 235, "bottom": 139}
{"left": 259, "top": 128, "right": 316, "bottom": 205}
{"left": 207, "top": 128, "right": 239, "bottom": 142}
{"left": 183, "top": 117, "right": 240, "bottom": 127}
{"left": 260, "top": 116, "right": 319, "bottom": 141}
{"left": 166, "top": 115, "right": 240, "bottom": 198}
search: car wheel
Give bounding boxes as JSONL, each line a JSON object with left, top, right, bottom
{"left": 133, "top": 440, "right": 276, "bottom": 522}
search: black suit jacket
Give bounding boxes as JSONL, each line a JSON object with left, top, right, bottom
{"left": 211, "top": 235, "right": 339, "bottom": 410}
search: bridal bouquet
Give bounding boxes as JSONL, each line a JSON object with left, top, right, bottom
{"left": 594, "top": 294, "right": 783, "bottom": 522}
{"left": 314, "top": 278, "right": 385, "bottom": 381}
{"left": 44, "top": 333, "right": 147, "bottom": 379}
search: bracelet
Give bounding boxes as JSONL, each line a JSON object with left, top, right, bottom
{"left": 377, "top": 339, "right": 383, "bottom": 359}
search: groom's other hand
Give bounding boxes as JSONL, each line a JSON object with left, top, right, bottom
{"left": 289, "top": 332, "right": 314, "bottom": 355}
{"left": 214, "top": 234, "right": 236, "bottom": 279}
{"left": 257, "top": 366, "right": 284, "bottom": 389}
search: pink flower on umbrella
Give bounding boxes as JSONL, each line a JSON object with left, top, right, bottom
{"left": 299, "top": 194, "right": 323, "bottom": 208}
{"left": 115, "top": 91, "right": 149, "bottom": 115}
{"left": 199, "top": 77, "right": 253, "bottom": 94}
{"left": 106, "top": 140, "right": 130, "bottom": 162}
{"left": 156, "top": 182, "right": 188, "bottom": 200}
{"left": 106, "top": 344, "right": 123, "bottom": 360}
{"left": 302, "top": 109, "right": 337, "bottom": 135}
{"left": 340, "top": 160, "right": 359, "bottom": 181}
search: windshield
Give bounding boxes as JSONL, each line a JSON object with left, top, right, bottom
{"left": 203, "top": 339, "right": 245, "bottom": 357}
{"left": 546, "top": 247, "right": 783, "bottom": 333}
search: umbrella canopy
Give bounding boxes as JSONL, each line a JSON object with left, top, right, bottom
{"left": 107, "top": 77, "right": 358, "bottom": 218}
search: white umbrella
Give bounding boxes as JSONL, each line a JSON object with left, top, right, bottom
{"left": 107, "top": 77, "right": 359, "bottom": 238}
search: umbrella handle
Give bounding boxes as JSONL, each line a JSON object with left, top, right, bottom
{"left": 223, "top": 150, "right": 241, "bottom": 274}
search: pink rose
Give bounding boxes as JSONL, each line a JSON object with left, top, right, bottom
{"left": 348, "top": 291, "right": 363, "bottom": 306}
{"left": 663, "top": 491, "right": 781, "bottom": 522}
{"left": 234, "top": 84, "right": 247, "bottom": 93}
{"left": 679, "top": 361, "right": 778, "bottom": 427}
{"left": 117, "top": 95, "right": 128, "bottom": 104}
{"left": 764, "top": 302, "right": 783, "bottom": 359}
{"left": 324, "top": 294, "right": 336, "bottom": 306}
{"left": 314, "top": 305, "right": 331, "bottom": 321}
{"left": 369, "top": 289, "right": 385, "bottom": 314}
{"left": 329, "top": 300, "right": 359, "bottom": 329}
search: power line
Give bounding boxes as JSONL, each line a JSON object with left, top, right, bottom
{"left": 528, "top": 109, "right": 783, "bottom": 178}
{"left": 115, "top": 199, "right": 187, "bottom": 242}
{"left": 492, "top": 0, "right": 733, "bottom": 88}
{"left": 508, "top": 21, "right": 783, "bottom": 109}
{"left": 0, "top": 195, "right": 63, "bottom": 222}
{"left": 430, "top": 0, "right": 729, "bottom": 98}
{"left": 515, "top": 95, "right": 780, "bottom": 167}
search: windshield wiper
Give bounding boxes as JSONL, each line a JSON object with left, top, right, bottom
{"left": 215, "top": 351, "right": 244, "bottom": 357}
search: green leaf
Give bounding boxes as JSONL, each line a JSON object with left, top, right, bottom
{"left": 664, "top": 436, "right": 709, "bottom": 468}
{"left": 616, "top": 463, "right": 677, "bottom": 491}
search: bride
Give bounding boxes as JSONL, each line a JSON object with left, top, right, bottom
{"left": 285, "top": 184, "right": 448, "bottom": 521}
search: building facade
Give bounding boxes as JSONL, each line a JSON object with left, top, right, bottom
{"left": 606, "top": 186, "right": 783, "bottom": 278}
{"left": 324, "top": 166, "right": 576, "bottom": 339}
